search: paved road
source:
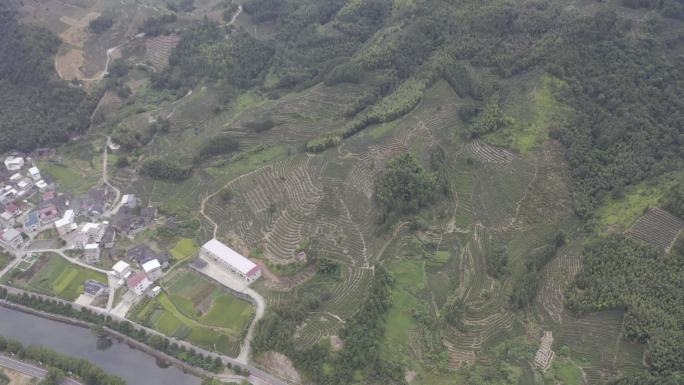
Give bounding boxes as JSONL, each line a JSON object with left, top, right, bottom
{"left": 0, "top": 285, "right": 292, "bottom": 385}
{"left": 0, "top": 354, "right": 83, "bottom": 385}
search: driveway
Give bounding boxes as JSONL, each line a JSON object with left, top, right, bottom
{"left": 110, "top": 291, "right": 139, "bottom": 318}
{"left": 192, "top": 256, "right": 266, "bottom": 364}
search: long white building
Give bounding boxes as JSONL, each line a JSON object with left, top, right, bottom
{"left": 200, "top": 239, "right": 261, "bottom": 283}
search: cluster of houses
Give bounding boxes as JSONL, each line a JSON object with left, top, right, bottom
{"left": 111, "top": 244, "right": 167, "bottom": 298}
{"left": 0, "top": 154, "right": 49, "bottom": 250}
{"left": 0, "top": 153, "right": 159, "bottom": 261}
{"left": 1, "top": 154, "right": 266, "bottom": 311}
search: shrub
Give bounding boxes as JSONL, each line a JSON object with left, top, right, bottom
{"left": 89, "top": 13, "right": 114, "bottom": 34}
{"left": 140, "top": 158, "right": 193, "bottom": 181}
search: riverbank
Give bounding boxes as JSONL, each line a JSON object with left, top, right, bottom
{"left": 0, "top": 300, "right": 208, "bottom": 378}
{"left": 0, "top": 285, "right": 291, "bottom": 385}
{"left": 0, "top": 305, "right": 200, "bottom": 385}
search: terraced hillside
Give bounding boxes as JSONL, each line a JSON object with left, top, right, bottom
{"left": 626, "top": 207, "right": 684, "bottom": 252}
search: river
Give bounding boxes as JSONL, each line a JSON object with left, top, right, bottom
{"left": 0, "top": 307, "right": 200, "bottom": 385}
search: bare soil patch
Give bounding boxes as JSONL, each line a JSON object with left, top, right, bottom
{"left": 1, "top": 368, "right": 36, "bottom": 385}
{"left": 255, "top": 351, "right": 300, "bottom": 384}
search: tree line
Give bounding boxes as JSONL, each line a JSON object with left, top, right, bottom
{"left": 0, "top": 289, "right": 225, "bottom": 373}
{"left": 0, "top": 334, "right": 126, "bottom": 385}
{"left": 567, "top": 235, "right": 684, "bottom": 379}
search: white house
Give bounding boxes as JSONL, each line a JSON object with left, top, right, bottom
{"left": 127, "top": 271, "right": 152, "bottom": 296}
{"left": 4, "top": 156, "right": 24, "bottom": 172}
{"left": 80, "top": 222, "right": 105, "bottom": 243}
{"left": 112, "top": 260, "right": 132, "bottom": 279}
{"left": 0, "top": 228, "right": 23, "bottom": 249}
{"left": 28, "top": 167, "right": 41, "bottom": 181}
{"left": 142, "top": 258, "right": 163, "bottom": 281}
{"left": 0, "top": 212, "right": 14, "bottom": 227}
{"left": 17, "top": 178, "right": 33, "bottom": 192}
{"left": 121, "top": 194, "right": 137, "bottom": 209}
{"left": 55, "top": 209, "right": 76, "bottom": 236}
{"left": 35, "top": 180, "right": 48, "bottom": 191}
{"left": 200, "top": 238, "right": 261, "bottom": 283}
{"left": 148, "top": 286, "right": 161, "bottom": 298}
{"left": 84, "top": 243, "right": 101, "bottom": 263}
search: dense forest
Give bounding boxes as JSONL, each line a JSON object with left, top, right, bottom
{"left": 568, "top": 235, "right": 684, "bottom": 378}
{"left": 0, "top": 3, "right": 95, "bottom": 153}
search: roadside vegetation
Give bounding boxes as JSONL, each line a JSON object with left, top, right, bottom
{"left": 0, "top": 334, "right": 125, "bottom": 385}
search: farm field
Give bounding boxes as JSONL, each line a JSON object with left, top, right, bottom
{"left": 0, "top": 253, "right": 12, "bottom": 271}
{"left": 169, "top": 238, "right": 199, "bottom": 263}
{"left": 6, "top": 254, "right": 107, "bottom": 301}
{"left": 129, "top": 268, "right": 253, "bottom": 357}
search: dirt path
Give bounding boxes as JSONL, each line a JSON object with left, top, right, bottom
{"left": 227, "top": 5, "right": 243, "bottom": 25}
{"left": 199, "top": 166, "right": 275, "bottom": 364}
{"left": 29, "top": 249, "right": 109, "bottom": 275}
{"left": 102, "top": 137, "right": 122, "bottom": 217}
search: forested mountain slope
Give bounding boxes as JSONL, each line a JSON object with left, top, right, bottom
{"left": 0, "top": 3, "right": 95, "bottom": 153}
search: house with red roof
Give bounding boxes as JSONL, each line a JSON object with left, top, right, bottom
{"left": 127, "top": 271, "right": 152, "bottom": 296}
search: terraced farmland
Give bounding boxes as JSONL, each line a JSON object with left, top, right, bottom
{"left": 223, "top": 83, "right": 369, "bottom": 148}
{"left": 554, "top": 311, "right": 643, "bottom": 385}
{"left": 472, "top": 154, "right": 538, "bottom": 230}
{"left": 145, "top": 35, "right": 180, "bottom": 71}
{"left": 625, "top": 207, "right": 684, "bottom": 251}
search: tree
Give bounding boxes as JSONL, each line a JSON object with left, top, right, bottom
{"left": 374, "top": 153, "right": 436, "bottom": 215}
{"left": 38, "top": 368, "right": 64, "bottom": 385}
{"left": 89, "top": 13, "right": 114, "bottom": 34}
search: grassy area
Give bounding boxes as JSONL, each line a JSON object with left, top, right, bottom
{"left": 201, "top": 295, "right": 254, "bottom": 327}
{"left": 594, "top": 175, "right": 679, "bottom": 233}
{"left": 365, "top": 120, "right": 401, "bottom": 140}
{"left": 427, "top": 250, "right": 450, "bottom": 268}
{"left": 131, "top": 268, "right": 253, "bottom": 356}
{"left": 205, "top": 145, "right": 288, "bottom": 179}
{"left": 170, "top": 238, "right": 199, "bottom": 262}
{"left": 552, "top": 359, "right": 583, "bottom": 385}
{"left": 381, "top": 259, "right": 426, "bottom": 360}
{"left": 487, "top": 75, "right": 571, "bottom": 154}
{"left": 37, "top": 161, "right": 101, "bottom": 195}
{"left": 19, "top": 255, "right": 107, "bottom": 301}
{"left": 0, "top": 252, "right": 12, "bottom": 271}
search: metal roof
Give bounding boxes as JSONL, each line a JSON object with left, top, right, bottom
{"left": 201, "top": 238, "right": 257, "bottom": 275}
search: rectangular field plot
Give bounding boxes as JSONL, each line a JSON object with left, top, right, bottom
{"left": 169, "top": 238, "right": 199, "bottom": 263}
{"left": 130, "top": 268, "right": 254, "bottom": 357}
{"left": 9, "top": 254, "right": 107, "bottom": 301}
{"left": 625, "top": 207, "right": 684, "bottom": 251}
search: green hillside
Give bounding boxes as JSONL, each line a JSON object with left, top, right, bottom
{"left": 4, "top": 0, "right": 684, "bottom": 384}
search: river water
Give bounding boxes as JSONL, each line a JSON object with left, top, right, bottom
{"left": 0, "top": 306, "right": 200, "bottom": 385}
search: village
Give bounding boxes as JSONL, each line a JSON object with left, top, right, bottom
{"left": 0, "top": 151, "right": 262, "bottom": 330}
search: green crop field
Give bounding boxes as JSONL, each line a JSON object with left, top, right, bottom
{"left": 0, "top": 253, "right": 11, "bottom": 271}
{"left": 130, "top": 268, "right": 253, "bottom": 357}
{"left": 17, "top": 254, "right": 107, "bottom": 301}
{"left": 169, "top": 238, "right": 199, "bottom": 263}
